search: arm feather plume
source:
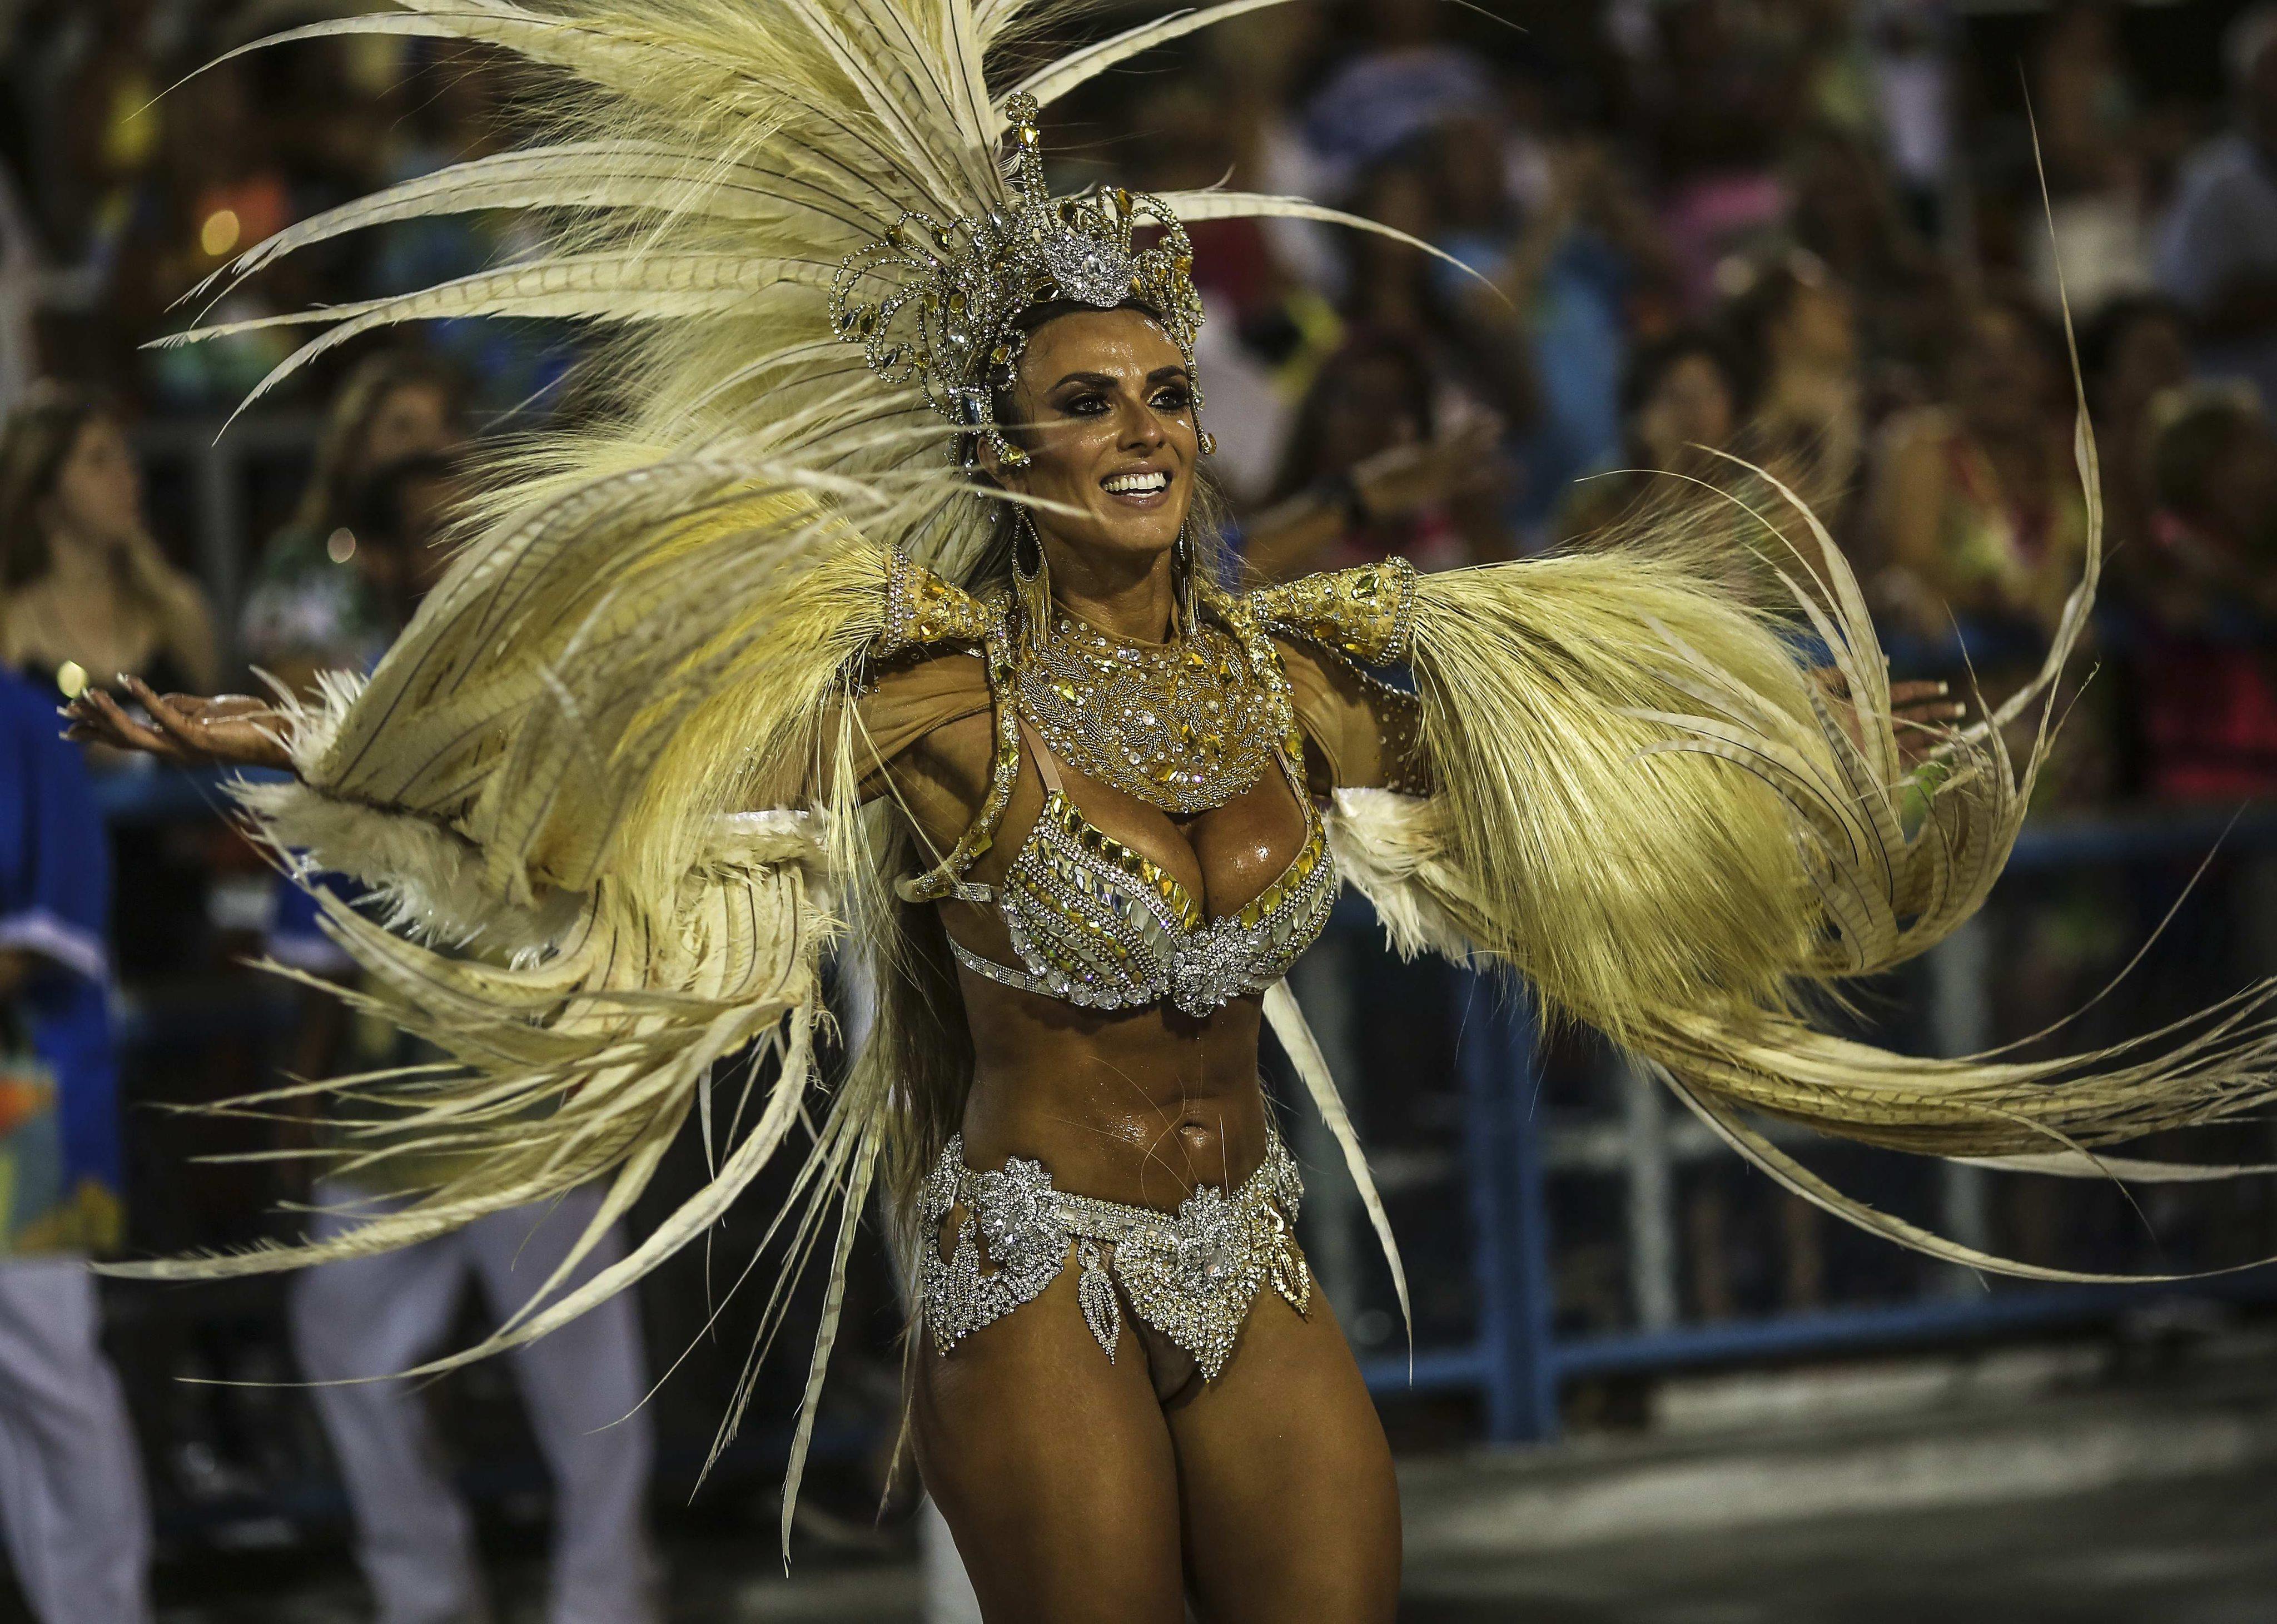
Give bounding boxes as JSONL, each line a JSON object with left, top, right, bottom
{"left": 1329, "top": 406, "right": 2277, "bottom": 1278}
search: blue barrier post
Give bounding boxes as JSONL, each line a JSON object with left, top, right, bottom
{"left": 1460, "top": 975, "right": 1558, "bottom": 1442}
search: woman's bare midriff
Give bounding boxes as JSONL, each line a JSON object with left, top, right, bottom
{"left": 952, "top": 975, "right": 1271, "bottom": 1211}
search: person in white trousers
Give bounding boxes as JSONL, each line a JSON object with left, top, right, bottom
{"left": 0, "top": 1260, "right": 150, "bottom": 1623}
{"left": 291, "top": 1184, "right": 660, "bottom": 1624}
{"left": 0, "top": 661, "right": 150, "bottom": 1623}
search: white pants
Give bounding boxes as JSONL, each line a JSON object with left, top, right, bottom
{"left": 0, "top": 1259, "right": 151, "bottom": 1624}
{"left": 921, "top": 1497, "right": 983, "bottom": 1623}
{"left": 291, "top": 1185, "right": 659, "bottom": 1624}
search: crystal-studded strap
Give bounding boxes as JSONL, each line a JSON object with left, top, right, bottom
{"left": 896, "top": 617, "right": 1026, "bottom": 903}
{"left": 947, "top": 936, "right": 1055, "bottom": 996}
{"left": 944, "top": 1127, "right": 1301, "bottom": 1244}
{"left": 939, "top": 1127, "right": 1295, "bottom": 1218}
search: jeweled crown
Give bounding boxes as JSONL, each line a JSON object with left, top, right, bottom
{"left": 829, "top": 93, "right": 1212, "bottom": 469}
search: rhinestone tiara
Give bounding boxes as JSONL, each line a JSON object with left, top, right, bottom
{"left": 828, "top": 92, "right": 1213, "bottom": 469}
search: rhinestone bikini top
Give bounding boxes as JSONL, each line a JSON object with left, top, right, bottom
{"left": 947, "top": 714, "right": 1336, "bottom": 1016}
{"left": 876, "top": 554, "right": 1420, "bottom": 1016}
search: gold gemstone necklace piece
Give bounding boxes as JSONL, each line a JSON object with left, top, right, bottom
{"left": 1013, "top": 602, "right": 1282, "bottom": 813}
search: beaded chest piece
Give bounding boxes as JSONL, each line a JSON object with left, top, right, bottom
{"left": 1014, "top": 607, "right": 1280, "bottom": 814}
{"left": 955, "top": 592, "right": 1334, "bottom": 1016}
{"left": 947, "top": 712, "right": 1336, "bottom": 1017}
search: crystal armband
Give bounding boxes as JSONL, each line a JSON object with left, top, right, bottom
{"left": 1246, "top": 558, "right": 1418, "bottom": 667}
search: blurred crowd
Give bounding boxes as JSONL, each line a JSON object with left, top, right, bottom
{"left": 3, "top": 0, "right": 2277, "bottom": 1617}
{"left": 2, "top": 0, "right": 2268, "bottom": 798}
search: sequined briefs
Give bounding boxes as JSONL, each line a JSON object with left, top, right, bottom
{"left": 919, "top": 1128, "right": 1310, "bottom": 1380}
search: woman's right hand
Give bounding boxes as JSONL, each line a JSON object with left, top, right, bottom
{"left": 63, "top": 678, "right": 296, "bottom": 773}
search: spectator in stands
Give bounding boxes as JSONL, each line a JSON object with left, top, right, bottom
{"left": 0, "top": 384, "right": 216, "bottom": 704}
{"left": 1724, "top": 249, "right": 1865, "bottom": 517}
{"left": 118, "top": 61, "right": 299, "bottom": 408}
{"left": 240, "top": 350, "right": 463, "bottom": 698}
{"left": 1242, "top": 335, "right": 1503, "bottom": 581}
{"left": 1866, "top": 0, "right": 1956, "bottom": 235}
{"left": 1459, "top": 127, "right": 1676, "bottom": 543}
{"left": 1635, "top": 0, "right": 1797, "bottom": 316}
{"left": 264, "top": 445, "right": 662, "bottom": 1624}
{"left": 1786, "top": 126, "right": 1954, "bottom": 404}
{"left": 0, "top": 663, "right": 150, "bottom": 1624}
{"left": 1330, "top": 150, "right": 1533, "bottom": 505}
{"left": 2156, "top": 3, "right": 2277, "bottom": 409}
{"left": 2026, "top": 1, "right": 2155, "bottom": 318}
{"left": 1557, "top": 327, "right": 1752, "bottom": 548}
{"left": 1297, "top": 0, "right": 1494, "bottom": 192}
{"left": 1867, "top": 293, "right": 2088, "bottom": 663}
{"left": 2083, "top": 294, "right": 2193, "bottom": 556}
{"left": 2123, "top": 385, "right": 2277, "bottom": 800}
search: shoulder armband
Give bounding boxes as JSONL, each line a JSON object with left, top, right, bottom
{"left": 876, "top": 549, "right": 1000, "bottom": 656}
{"left": 1246, "top": 558, "right": 1417, "bottom": 666}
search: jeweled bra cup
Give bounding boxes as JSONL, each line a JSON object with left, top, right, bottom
{"left": 947, "top": 762, "right": 1339, "bottom": 1017}
{"left": 918, "top": 1129, "right": 1310, "bottom": 1378}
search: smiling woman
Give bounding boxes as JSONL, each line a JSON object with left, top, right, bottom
{"left": 59, "top": 4, "right": 2277, "bottom": 1622}
{"left": 987, "top": 309, "right": 1200, "bottom": 604}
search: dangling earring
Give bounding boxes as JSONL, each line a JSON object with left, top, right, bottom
{"left": 1172, "top": 520, "right": 1200, "bottom": 642}
{"left": 1013, "top": 510, "right": 1052, "bottom": 642}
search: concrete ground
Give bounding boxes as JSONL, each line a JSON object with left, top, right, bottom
{"left": 103, "top": 1461, "right": 2277, "bottom": 1623}
{"left": 1401, "top": 1466, "right": 2277, "bottom": 1624}
{"left": 17, "top": 1338, "right": 2275, "bottom": 1623}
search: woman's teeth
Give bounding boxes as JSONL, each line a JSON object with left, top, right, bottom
{"left": 1102, "top": 470, "right": 1169, "bottom": 495}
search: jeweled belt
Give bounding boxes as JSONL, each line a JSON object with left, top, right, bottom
{"left": 918, "top": 1127, "right": 1310, "bottom": 1379}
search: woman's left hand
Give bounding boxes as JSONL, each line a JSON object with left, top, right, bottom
{"left": 62, "top": 679, "right": 294, "bottom": 772}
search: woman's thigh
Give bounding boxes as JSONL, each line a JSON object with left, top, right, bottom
{"left": 1166, "top": 1291, "right": 1401, "bottom": 1624}
{"left": 913, "top": 1262, "right": 1186, "bottom": 1624}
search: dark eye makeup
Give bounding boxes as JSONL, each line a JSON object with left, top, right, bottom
{"left": 1046, "top": 380, "right": 1192, "bottom": 417}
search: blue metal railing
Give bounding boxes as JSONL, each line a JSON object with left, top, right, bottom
{"left": 99, "top": 763, "right": 2277, "bottom": 1445}
{"left": 1359, "top": 806, "right": 2277, "bottom": 1441}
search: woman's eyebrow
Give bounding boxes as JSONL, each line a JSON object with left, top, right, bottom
{"left": 1043, "top": 365, "right": 1191, "bottom": 391}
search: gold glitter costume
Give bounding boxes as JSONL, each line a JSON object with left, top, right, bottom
{"left": 108, "top": 0, "right": 2277, "bottom": 1557}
